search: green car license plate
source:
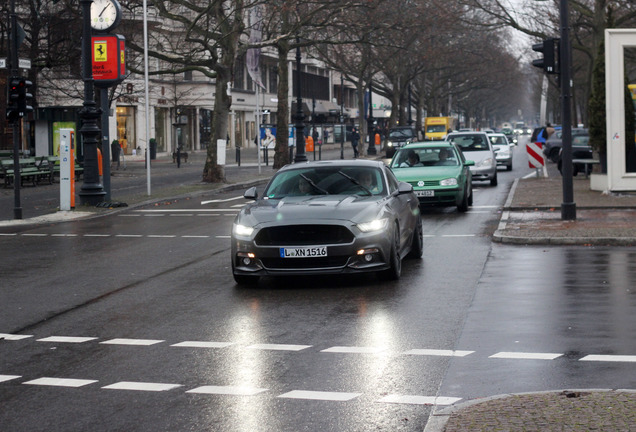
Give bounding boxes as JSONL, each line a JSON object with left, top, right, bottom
{"left": 280, "top": 246, "right": 328, "bottom": 258}
{"left": 415, "top": 190, "right": 434, "bottom": 197}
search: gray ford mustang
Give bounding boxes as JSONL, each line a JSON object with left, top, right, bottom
{"left": 231, "top": 160, "right": 423, "bottom": 285}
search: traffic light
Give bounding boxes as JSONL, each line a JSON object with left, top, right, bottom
{"left": 17, "top": 78, "right": 34, "bottom": 116}
{"left": 5, "top": 77, "right": 33, "bottom": 122}
{"left": 6, "top": 77, "right": 21, "bottom": 122}
{"left": 532, "top": 38, "right": 560, "bottom": 75}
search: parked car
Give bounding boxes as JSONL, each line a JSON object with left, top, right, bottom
{"left": 446, "top": 131, "right": 498, "bottom": 185}
{"left": 389, "top": 142, "right": 474, "bottom": 212}
{"left": 543, "top": 128, "right": 587, "bottom": 162}
{"left": 488, "top": 133, "right": 513, "bottom": 171}
{"left": 385, "top": 126, "right": 417, "bottom": 158}
{"left": 557, "top": 134, "right": 594, "bottom": 176}
{"left": 231, "top": 159, "right": 422, "bottom": 285}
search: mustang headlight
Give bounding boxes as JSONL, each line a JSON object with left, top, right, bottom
{"left": 233, "top": 223, "right": 254, "bottom": 237}
{"left": 440, "top": 178, "right": 458, "bottom": 186}
{"left": 477, "top": 158, "right": 494, "bottom": 168}
{"left": 357, "top": 218, "right": 388, "bottom": 233}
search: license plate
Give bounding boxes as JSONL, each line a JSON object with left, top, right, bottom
{"left": 280, "top": 246, "right": 328, "bottom": 258}
{"left": 415, "top": 190, "right": 434, "bottom": 197}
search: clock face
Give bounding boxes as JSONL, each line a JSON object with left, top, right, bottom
{"left": 91, "top": 0, "right": 121, "bottom": 32}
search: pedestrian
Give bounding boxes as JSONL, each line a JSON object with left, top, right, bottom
{"left": 351, "top": 127, "right": 360, "bottom": 158}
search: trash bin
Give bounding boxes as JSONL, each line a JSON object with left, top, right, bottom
{"left": 150, "top": 139, "right": 157, "bottom": 160}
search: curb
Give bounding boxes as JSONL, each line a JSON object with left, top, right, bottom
{"left": 423, "top": 389, "right": 636, "bottom": 432}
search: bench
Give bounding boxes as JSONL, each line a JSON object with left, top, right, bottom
{"left": 572, "top": 159, "right": 600, "bottom": 179}
{"left": 44, "top": 156, "right": 83, "bottom": 181}
{"left": 0, "top": 157, "right": 55, "bottom": 187}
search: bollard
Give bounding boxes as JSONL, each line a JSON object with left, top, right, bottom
{"left": 236, "top": 146, "right": 241, "bottom": 166}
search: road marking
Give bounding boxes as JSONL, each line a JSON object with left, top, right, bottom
{"left": 0, "top": 333, "right": 32, "bottom": 340}
{"left": 247, "top": 343, "right": 312, "bottom": 352}
{"left": 147, "top": 235, "right": 177, "bottom": 238}
{"left": 201, "top": 196, "right": 244, "bottom": 205}
{"left": 83, "top": 234, "right": 111, "bottom": 237}
{"left": 278, "top": 390, "right": 362, "bottom": 401}
{"left": 136, "top": 209, "right": 239, "bottom": 212}
{"left": 470, "top": 205, "right": 499, "bottom": 209}
{"left": 119, "top": 214, "right": 141, "bottom": 217}
{"left": 23, "top": 377, "right": 98, "bottom": 388}
{"left": 441, "top": 234, "right": 476, "bottom": 238}
{"left": 115, "top": 234, "right": 144, "bottom": 238}
{"left": 181, "top": 235, "right": 210, "bottom": 238}
{"left": 197, "top": 214, "right": 221, "bottom": 217}
{"left": 216, "top": 235, "right": 231, "bottom": 239}
{"left": 102, "top": 381, "right": 182, "bottom": 392}
{"left": 580, "top": 355, "right": 636, "bottom": 362}
{"left": 378, "top": 395, "right": 462, "bottom": 405}
{"left": 22, "top": 233, "right": 46, "bottom": 236}
{"left": 37, "top": 336, "right": 98, "bottom": 343}
{"left": 51, "top": 233, "right": 77, "bottom": 237}
{"left": 171, "top": 341, "right": 234, "bottom": 348}
{"left": 186, "top": 385, "right": 268, "bottom": 396}
{"left": 0, "top": 375, "right": 21, "bottom": 383}
{"left": 100, "top": 338, "right": 164, "bottom": 346}
{"left": 144, "top": 214, "right": 165, "bottom": 217}
{"left": 0, "top": 233, "right": 17, "bottom": 236}
{"left": 402, "top": 349, "right": 474, "bottom": 357}
{"left": 490, "top": 352, "right": 563, "bottom": 360}
{"left": 321, "top": 346, "right": 386, "bottom": 354}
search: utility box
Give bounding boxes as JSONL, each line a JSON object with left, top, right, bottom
{"left": 59, "top": 128, "right": 75, "bottom": 210}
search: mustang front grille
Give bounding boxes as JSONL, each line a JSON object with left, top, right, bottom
{"left": 255, "top": 225, "right": 354, "bottom": 246}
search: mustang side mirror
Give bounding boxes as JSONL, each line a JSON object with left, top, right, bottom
{"left": 244, "top": 187, "right": 258, "bottom": 200}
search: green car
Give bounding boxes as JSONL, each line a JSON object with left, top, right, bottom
{"left": 389, "top": 142, "right": 474, "bottom": 212}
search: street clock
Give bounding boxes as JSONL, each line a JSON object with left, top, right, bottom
{"left": 90, "top": 0, "right": 122, "bottom": 33}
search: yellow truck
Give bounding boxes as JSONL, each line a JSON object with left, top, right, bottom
{"left": 424, "top": 117, "right": 456, "bottom": 140}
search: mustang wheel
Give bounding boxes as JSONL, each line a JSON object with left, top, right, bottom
{"left": 407, "top": 217, "right": 423, "bottom": 259}
{"left": 379, "top": 223, "right": 401, "bottom": 280}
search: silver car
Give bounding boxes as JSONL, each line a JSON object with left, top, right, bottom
{"left": 446, "top": 131, "right": 498, "bottom": 186}
{"left": 488, "top": 133, "right": 513, "bottom": 171}
{"left": 231, "top": 160, "right": 423, "bottom": 285}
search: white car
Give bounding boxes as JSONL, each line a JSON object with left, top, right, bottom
{"left": 446, "top": 131, "right": 498, "bottom": 186}
{"left": 488, "top": 133, "right": 513, "bottom": 171}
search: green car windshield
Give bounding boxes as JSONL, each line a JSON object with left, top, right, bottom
{"left": 264, "top": 167, "right": 385, "bottom": 199}
{"left": 391, "top": 147, "right": 459, "bottom": 168}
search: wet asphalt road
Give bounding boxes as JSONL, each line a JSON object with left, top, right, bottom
{"left": 2, "top": 140, "right": 636, "bottom": 431}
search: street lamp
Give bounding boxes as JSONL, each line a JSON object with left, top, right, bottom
{"left": 340, "top": 74, "right": 344, "bottom": 159}
{"left": 79, "top": 0, "right": 106, "bottom": 205}
{"left": 293, "top": 38, "right": 307, "bottom": 163}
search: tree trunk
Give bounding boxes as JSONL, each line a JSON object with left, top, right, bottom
{"left": 202, "top": 75, "right": 229, "bottom": 183}
{"left": 273, "top": 43, "right": 291, "bottom": 169}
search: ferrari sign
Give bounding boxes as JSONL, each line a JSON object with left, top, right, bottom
{"left": 91, "top": 34, "right": 126, "bottom": 87}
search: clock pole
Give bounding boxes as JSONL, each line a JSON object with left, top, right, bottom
{"left": 79, "top": 0, "right": 106, "bottom": 205}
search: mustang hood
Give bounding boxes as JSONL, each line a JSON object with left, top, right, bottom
{"left": 238, "top": 195, "right": 384, "bottom": 226}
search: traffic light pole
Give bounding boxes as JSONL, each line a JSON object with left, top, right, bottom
{"left": 9, "top": 0, "right": 22, "bottom": 219}
{"left": 559, "top": 0, "right": 576, "bottom": 220}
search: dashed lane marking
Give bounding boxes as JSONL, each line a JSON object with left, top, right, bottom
{"left": 0, "top": 375, "right": 21, "bottom": 383}
{"left": 247, "top": 343, "right": 312, "bottom": 352}
{"left": 378, "top": 395, "right": 462, "bottom": 405}
{"left": 0, "top": 333, "right": 32, "bottom": 340}
{"left": 201, "top": 196, "right": 244, "bottom": 205}
{"left": 490, "top": 352, "right": 563, "bottom": 360}
{"left": 580, "top": 355, "right": 636, "bottom": 362}
{"left": 403, "top": 349, "right": 474, "bottom": 357}
{"left": 100, "top": 338, "right": 164, "bottom": 346}
{"left": 171, "top": 341, "right": 234, "bottom": 348}
{"left": 37, "top": 336, "right": 98, "bottom": 343}
{"left": 320, "top": 346, "right": 386, "bottom": 354}
{"left": 135, "top": 209, "right": 239, "bottom": 212}
{"left": 102, "top": 381, "right": 182, "bottom": 392}
{"left": 186, "top": 385, "right": 268, "bottom": 396}
{"left": 278, "top": 390, "right": 362, "bottom": 401}
{"left": 23, "top": 377, "right": 98, "bottom": 388}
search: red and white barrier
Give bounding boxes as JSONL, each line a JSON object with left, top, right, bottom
{"left": 527, "top": 141, "right": 545, "bottom": 169}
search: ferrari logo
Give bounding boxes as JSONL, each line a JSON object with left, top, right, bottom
{"left": 94, "top": 42, "right": 107, "bottom": 62}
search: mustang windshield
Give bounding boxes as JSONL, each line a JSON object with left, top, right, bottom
{"left": 264, "top": 167, "right": 385, "bottom": 199}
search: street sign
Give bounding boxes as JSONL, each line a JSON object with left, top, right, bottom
{"left": 0, "top": 59, "right": 5, "bottom": 69}
{"left": 0, "top": 58, "right": 31, "bottom": 69}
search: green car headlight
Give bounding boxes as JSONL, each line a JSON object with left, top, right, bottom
{"left": 440, "top": 178, "right": 458, "bottom": 186}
